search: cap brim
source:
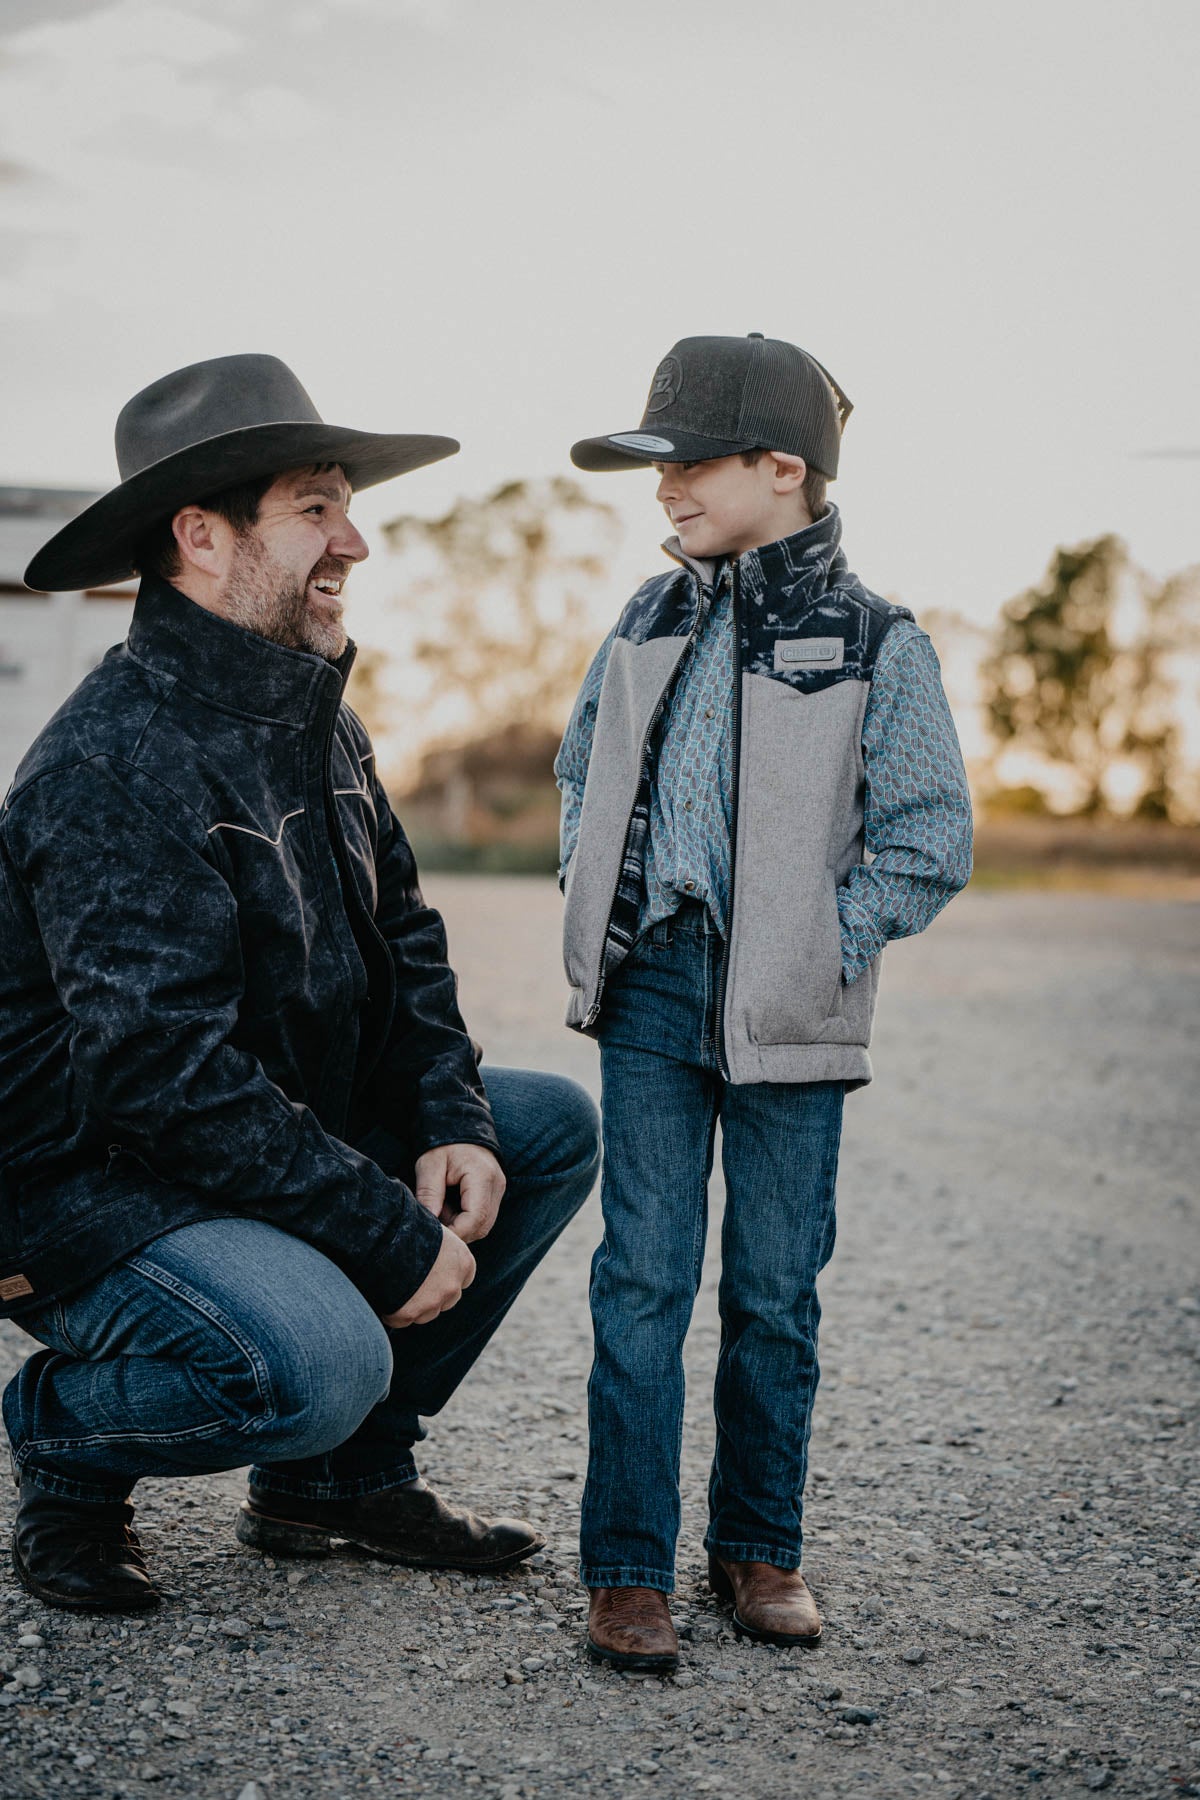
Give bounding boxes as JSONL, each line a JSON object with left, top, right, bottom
{"left": 24, "top": 422, "right": 459, "bottom": 593}
{"left": 570, "top": 426, "right": 756, "bottom": 472}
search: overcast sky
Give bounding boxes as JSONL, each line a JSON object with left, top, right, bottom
{"left": 1, "top": 0, "right": 1197, "bottom": 644}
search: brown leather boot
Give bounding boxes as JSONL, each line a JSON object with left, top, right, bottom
{"left": 708, "top": 1554, "right": 822, "bottom": 1647}
{"left": 586, "top": 1586, "right": 679, "bottom": 1672}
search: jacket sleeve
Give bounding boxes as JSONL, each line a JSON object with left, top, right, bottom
{"left": 367, "top": 763, "right": 501, "bottom": 1161}
{"left": 3, "top": 756, "right": 444, "bottom": 1315}
{"left": 554, "top": 628, "right": 616, "bottom": 887}
{"left": 837, "top": 624, "right": 974, "bottom": 982}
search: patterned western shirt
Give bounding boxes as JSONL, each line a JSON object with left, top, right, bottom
{"left": 555, "top": 553, "right": 972, "bottom": 984}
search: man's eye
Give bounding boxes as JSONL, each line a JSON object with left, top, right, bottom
{"left": 305, "top": 504, "right": 325, "bottom": 515}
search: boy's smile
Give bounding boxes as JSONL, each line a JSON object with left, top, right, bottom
{"left": 653, "top": 452, "right": 810, "bottom": 559}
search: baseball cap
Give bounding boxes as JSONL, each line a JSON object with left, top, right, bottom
{"left": 570, "top": 333, "right": 852, "bottom": 479}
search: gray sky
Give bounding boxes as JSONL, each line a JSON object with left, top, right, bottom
{"left": 1, "top": 0, "right": 1197, "bottom": 641}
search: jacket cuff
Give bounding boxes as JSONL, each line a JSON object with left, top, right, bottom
{"left": 371, "top": 1195, "right": 445, "bottom": 1315}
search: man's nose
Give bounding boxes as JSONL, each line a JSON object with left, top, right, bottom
{"left": 333, "top": 516, "right": 370, "bottom": 563}
{"left": 655, "top": 465, "right": 682, "bottom": 503}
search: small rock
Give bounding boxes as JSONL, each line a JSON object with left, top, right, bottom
{"left": 900, "top": 1645, "right": 926, "bottom": 1665}
{"left": 503, "top": 1669, "right": 525, "bottom": 1685}
{"left": 236, "top": 1784, "right": 267, "bottom": 1800}
{"left": 11, "top": 1666, "right": 41, "bottom": 1689}
{"left": 16, "top": 1633, "right": 44, "bottom": 1649}
{"left": 73, "top": 1753, "right": 96, "bottom": 1770}
{"left": 521, "top": 1656, "right": 546, "bottom": 1672}
{"left": 838, "top": 1705, "right": 879, "bottom": 1725}
{"left": 165, "top": 1699, "right": 197, "bottom": 1717}
{"left": 1082, "top": 1771, "right": 1113, "bottom": 1792}
{"left": 220, "top": 1617, "right": 253, "bottom": 1637}
{"left": 262, "top": 1615, "right": 288, "bottom": 1631}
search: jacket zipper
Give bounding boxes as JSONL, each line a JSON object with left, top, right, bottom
{"left": 320, "top": 712, "right": 397, "bottom": 1102}
{"left": 582, "top": 572, "right": 712, "bottom": 1030}
{"left": 716, "top": 556, "right": 742, "bottom": 1079}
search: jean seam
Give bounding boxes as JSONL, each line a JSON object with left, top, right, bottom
{"left": 51, "top": 1299, "right": 86, "bottom": 1362}
{"left": 124, "top": 1252, "right": 279, "bottom": 1430}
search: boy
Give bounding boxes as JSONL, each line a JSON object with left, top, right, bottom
{"left": 555, "top": 333, "right": 973, "bottom": 1671}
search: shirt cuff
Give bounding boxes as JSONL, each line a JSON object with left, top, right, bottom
{"left": 837, "top": 886, "right": 887, "bottom": 984}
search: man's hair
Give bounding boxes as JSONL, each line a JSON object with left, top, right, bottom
{"left": 132, "top": 462, "right": 342, "bottom": 580}
{"left": 133, "top": 473, "right": 276, "bottom": 580}
{"left": 740, "top": 449, "right": 827, "bottom": 523}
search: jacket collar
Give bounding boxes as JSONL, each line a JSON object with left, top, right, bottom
{"left": 126, "top": 574, "right": 355, "bottom": 725}
{"left": 662, "top": 503, "right": 846, "bottom": 603}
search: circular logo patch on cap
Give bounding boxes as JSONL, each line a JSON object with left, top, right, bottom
{"left": 608, "top": 433, "right": 676, "bottom": 455}
{"left": 645, "top": 355, "right": 682, "bottom": 414}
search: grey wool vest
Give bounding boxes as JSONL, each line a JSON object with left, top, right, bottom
{"left": 562, "top": 506, "right": 914, "bottom": 1087}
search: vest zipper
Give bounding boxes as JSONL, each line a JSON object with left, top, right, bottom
{"left": 716, "top": 556, "right": 742, "bottom": 1078}
{"left": 582, "top": 572, "right": 712, "bottom": 1029}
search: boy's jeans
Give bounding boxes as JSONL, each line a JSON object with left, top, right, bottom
{"left": 4, "top": 1068, "right": 599, "bottom": 1504}
{"left": 581, "top": 903, "right": 843, "bottom": 1593}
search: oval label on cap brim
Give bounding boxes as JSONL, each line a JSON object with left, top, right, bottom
{"left": 608, "top": 433, "right": 676, "bottom": 454}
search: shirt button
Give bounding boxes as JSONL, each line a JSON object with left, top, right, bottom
{"left": 684, "top": 880, "right": 696, "bottom": 891}
{"left": 705, "top": 708, "right": 715, "bottom": 719}
{"left": 684, "top": 799, "right": 693, "bottom": 811}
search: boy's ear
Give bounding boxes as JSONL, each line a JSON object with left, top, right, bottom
{"left": 769, "top": 452, "right": 808, "bottom": 495}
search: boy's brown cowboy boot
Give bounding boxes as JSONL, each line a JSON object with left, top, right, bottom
{"left": 586, "top": 1587, "right": 679, "bottom": 1672}
{"left": 708, "top": 1554, "right": 822, "bottom": 1647}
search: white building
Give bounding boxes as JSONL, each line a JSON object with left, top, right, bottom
{"left": 0, "top": 488, "right": 135, "bottom": 794}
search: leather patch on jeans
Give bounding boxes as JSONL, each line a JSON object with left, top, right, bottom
{"left": 0, "top": 1274, "right": 34, "bottom": 1300}
{"left": 774, "top": 636, "right": 844, "bottom": 672}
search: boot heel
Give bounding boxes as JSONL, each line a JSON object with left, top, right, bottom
{"left": 707, "top": 1554, "right": 734, "bottom": 1603}
{"left": 235, "top": 1504, "right": 331, "bottom": 1558}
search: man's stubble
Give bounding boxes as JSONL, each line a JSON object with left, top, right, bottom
{"left": 222, "top": 530, "right": 348, "bottom": 662}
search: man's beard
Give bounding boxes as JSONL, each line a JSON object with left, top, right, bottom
{"left": 222, "top": 531, "right": 348, "bottom": 661}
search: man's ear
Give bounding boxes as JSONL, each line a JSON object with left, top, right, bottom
{"left": 769, "top": 452, "right": 808, "bottom": 495}
{"left": 172, "top": 506, "right": 224, "bottom": 578}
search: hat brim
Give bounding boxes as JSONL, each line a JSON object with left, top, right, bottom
{"left": 570, "top": 426, "right": 756, "bottom": 473}
{"left": 24, "top": 422, "right": 459, "bottom": 592}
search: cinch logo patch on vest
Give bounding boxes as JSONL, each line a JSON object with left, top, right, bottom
{"left": 0, "top": 1274, "right": 34, "bottom": 1300}
{"left": 774, "top": 637, "right": 844, "bottom": 672}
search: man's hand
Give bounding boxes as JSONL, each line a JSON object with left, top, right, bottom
{"left": 382, "top": 1225, "right": 476, "bottom": 1329}
{"left": 413, "top": 1143, "right": 506, "bottom": 1244}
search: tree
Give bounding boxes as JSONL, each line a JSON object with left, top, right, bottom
{"left": 380, "top": 476, "right": 619, "bottom": 754}
{"left": 980, "top": 536, "right": 1198, "bottom": 819}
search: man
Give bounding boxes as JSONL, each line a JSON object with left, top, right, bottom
{"left": 0, "top": 353, "right": 599, "bottom": 1614}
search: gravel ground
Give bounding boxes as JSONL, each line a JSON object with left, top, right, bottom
{"left": 0, "top": 880, "right": 1196, "bottom": 1800}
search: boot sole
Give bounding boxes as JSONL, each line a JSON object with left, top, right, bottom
{"left": 235, "top": 1503, "right": 544, "bottom": 1573}
{"left": 585, "top": 1635, "right": 679, "bottom": 1674}
{"left": 11, "top": 1543, "right": 160, "bottom": 1616}
{"left": 708, "top": 1555, "right": 822, "bottom": 1649}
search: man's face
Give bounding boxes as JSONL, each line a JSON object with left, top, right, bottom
{"left": 653, "top": 454, "right": 799, "bottom": 559}
{"left": 220, "top": 466, "right": 368, "bottom": 660}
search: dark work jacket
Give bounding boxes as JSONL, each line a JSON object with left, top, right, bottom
{"left": 0, "top": 575, "right": 499, "bottom": 1319}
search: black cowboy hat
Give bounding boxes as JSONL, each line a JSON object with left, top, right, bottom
{"left": 24, "top": 353, "right": 459, "bottom": 593}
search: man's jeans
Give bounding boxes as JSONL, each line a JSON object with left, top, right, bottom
{"left": 3, "top": 1068, "right": 599, "bottom": 1505}
{"left": 581, "top": 903, "right": 844, "bottom": 1593}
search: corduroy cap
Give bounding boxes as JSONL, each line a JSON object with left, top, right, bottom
{"left": 571, "top": 333, "right": 852, "bottom": 478}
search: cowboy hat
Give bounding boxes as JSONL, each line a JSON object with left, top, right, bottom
{"left": 24, "top": 353, "right": 459, "bottom": 592}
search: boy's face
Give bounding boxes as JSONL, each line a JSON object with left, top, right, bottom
{"left": 652, "top": 453, "right": 809, "bottom": 560}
